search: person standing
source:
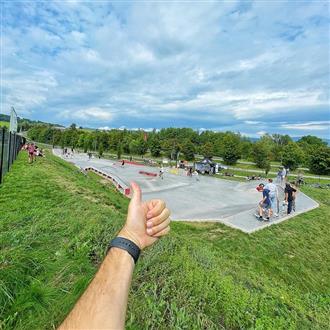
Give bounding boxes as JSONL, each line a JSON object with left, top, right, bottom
{"left": 28, "top": 143, "right": 35, "bottom": 164}
{"left": 284, "top": 183, "right": 297, "bottom": 214}
{"left": 276, "top": 169, "right": 282, "bottom": 184}
{"left": 193, "top": 170, "right": 200, "bottom": 181}
{"left": 265, "top": 178, "right": 279, "bottom": 216}
{"left": 281, "top": 167, "right": 286, "bottom": 184}
{"left": 290, "top": 182, "right": 298, "bottom": 212}
{"left": 159, "top": 166, "right": 164, "bottom": 180}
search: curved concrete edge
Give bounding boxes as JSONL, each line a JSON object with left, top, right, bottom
{"left": 85, "top": 166, "right": 131, "bottom": 196}
{"left": 244, "top": 202, "right": 320, "bottom": 234}
{"left": 172, "top": 200, "right": 320, "bottom": 234}
{"left": 174, "top": 217, "right": 252, "bottom": 233}
{"left": 52, "top": 149, "right": 132, "bottom": 197}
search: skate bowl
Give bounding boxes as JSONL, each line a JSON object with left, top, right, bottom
{"left": 53, "top": 149, "right": 319, "bottom": 233}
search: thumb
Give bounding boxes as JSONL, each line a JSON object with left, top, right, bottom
{"left": 130, "top": 181, "right": 142, "bottom": 204}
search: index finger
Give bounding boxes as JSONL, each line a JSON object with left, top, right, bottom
{"left": 147, "top": 199, "right": 166, "bottom": 219}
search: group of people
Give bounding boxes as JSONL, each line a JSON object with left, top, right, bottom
{"left": 23, "top": 143, "right": 44, "bottom": 163}
{"left": 186, "top": 167, "right": 200, "bottom": 180}
{"left": 63, "top": 148, "right": 74, "bottom": 158}
{"left": 256, "top": 178, "right": 297, "bottom": 221}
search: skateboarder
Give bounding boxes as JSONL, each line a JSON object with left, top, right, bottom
{"left": 256, "top": 188, "right": 271, "bottom": 221}
{"left": 159, "top": 167, "right": 164, "bottom": 180}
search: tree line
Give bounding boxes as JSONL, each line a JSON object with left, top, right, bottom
{"left": 27, "top": 124, "right": 330, "bottom": 175}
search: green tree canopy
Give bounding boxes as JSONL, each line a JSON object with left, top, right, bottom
{"left": 149, "top": 137, "right": 162, "bottom": 157}
{"left": 181, "top": 140, "right": 195, "bottom": 161}
{"left": 252, "top": 141, "right": 271, "bottom": 169}
{"left": 222, "top": 133, "right": 241, "bottom": 165}
{"left": 201, "top": 142, "right": 214, "bottom": 159}
{"left": 281, "top": 142, "right": 304, "bottom": 171}
{"left": 309, "top": 146, "right": 330, "bottom": 175}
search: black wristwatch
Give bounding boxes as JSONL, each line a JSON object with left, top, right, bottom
{"left": 108, "top": 237, "right": 141, "bottom": 264}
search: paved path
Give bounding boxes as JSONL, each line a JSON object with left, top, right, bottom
{"left": 54, "top": 149, "right": 319, "bottom": 233}
{"left": 225, "top": 167, "right": 330, "bottom": 180}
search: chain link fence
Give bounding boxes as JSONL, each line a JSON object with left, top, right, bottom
{"left": 0, "top": 128, "right": 26, "bottom": 184}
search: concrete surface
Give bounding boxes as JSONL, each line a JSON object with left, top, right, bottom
{"left": 53, "top": 149, "right": 319, "bottom": 233}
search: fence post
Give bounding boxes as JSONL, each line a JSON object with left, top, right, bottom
{"left": 13, "top": 133, "right": 16, "bottom": 160}
{"left": 0, "top": 128, "right": 5, "bottom": 184}
{"left": 7, "top": 132, "right": 12, "bottom": 171}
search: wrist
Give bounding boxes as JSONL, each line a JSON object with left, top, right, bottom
{"left": 107, "top": 246, "right": 134, "bottom": 264}
{"left": 118, "top": 227, "right": 142, "bottom": 250}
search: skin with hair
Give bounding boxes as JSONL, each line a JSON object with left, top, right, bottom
{"left": 59, "top": 182, "right": 171, "bottom": 329}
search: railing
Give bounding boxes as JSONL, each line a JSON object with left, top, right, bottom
{"left": 0, "top": 128, "right": 26, "bottom": 184}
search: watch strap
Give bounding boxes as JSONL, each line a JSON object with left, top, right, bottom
{"left": 108, "top": 237, "right": 140, "bottom": 263}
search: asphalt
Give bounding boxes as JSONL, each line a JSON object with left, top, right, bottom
{"left": 53, "top": 149, "right": 319, "bottom": 233}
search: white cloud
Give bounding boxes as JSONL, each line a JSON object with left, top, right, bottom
{"left": 61, "top": 107, "right": 114, "bottom": 122}
{"left": 281, "top": 121, "right": 330, "bottom": 131}
{"left": 245, "top": 121, "right": 262, "bottom": 125}
{"left": 1, "top": 1, "right": 329, "bottom": 137}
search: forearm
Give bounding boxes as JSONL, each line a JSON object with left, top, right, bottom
{"left": 59, "top": 247, "right": 134, "bottom": 330}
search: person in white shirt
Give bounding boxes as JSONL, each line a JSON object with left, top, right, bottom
{"left": 281, "top": 167, "right": 286, "bottom": 184}
{"left": 264, "top": 178, "right": 279, "bottom": 216}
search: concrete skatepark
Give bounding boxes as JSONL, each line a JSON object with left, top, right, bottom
{"left": 54, "top": 149, "right": 319, "bottom": 233}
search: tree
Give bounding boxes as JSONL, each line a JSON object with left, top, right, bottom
{"left": 98, "top": 143, "right": 104, "bottom": 157}
{"left": 222, "top": 134, "right": 241, "bottom": 165}
{"left": 117, "top": 143, "right": 122, "bottom": 159}
{"left": 264, "top": 161, "right": 271, "bottom": 176}
{"left": 201, "top": 142, "right": 214, "bottom": 158}
{"left": 298, "top": 135, "right": 326, "bottom": 147}
{"left": 129, "top": 139, "right": 147, "bottom": 156}
{"left": 122, "top": 137, "right": 131, "bottom": 154}
{"left": 309, "top": 146, "right": 330, "bottom": 175}
{"left": 78, "top": 134, "right": 85, "bottom": 149}
{"left": 240, "top": 139, "right": 253, "bottom": 160}
{"left": 271, "top": 134, "right": 292, "bottom": 161}
{"left": 298, "top": 135, "right": 327, "bottom": 166}
{"left": 149, "top": 137, "right": 162, "bottom": 157}
{"left": 281, "top": 142, "right": 304, "bottom": 171}
{"left": 252, "top": 141, "right": 271, "bottom": 169}
{"left": 181, "top": 140, "right": 195, "bottom": 161}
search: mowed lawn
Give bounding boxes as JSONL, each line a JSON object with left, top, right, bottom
{"left": 0, "top": 152, "right": 329, "bottom": 329}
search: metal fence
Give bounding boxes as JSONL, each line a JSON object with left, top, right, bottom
{"left": 0, "top": 128, "right": 26, "bottom": 184}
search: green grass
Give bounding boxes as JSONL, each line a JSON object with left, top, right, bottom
{"left": 1, "top": 152, "right": 329, "bottom": 329}
{"left": 0, "top": 121, "right": 9, "bottom": 128}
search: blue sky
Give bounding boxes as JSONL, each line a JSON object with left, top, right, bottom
{"left": 2, "top": 1, "right": 330, "bottom": 138}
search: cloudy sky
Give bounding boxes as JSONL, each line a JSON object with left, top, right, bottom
{"left": 2, "top": 1, "right": 330, "bottom": 138}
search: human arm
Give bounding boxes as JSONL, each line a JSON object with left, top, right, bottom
{"left": 59, "top": 182, "right": 171, "bottom": 329}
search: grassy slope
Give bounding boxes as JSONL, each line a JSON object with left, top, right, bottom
{"left": 0, "top": 152, "right": 329, "bottom": 329}
{"left": 0, "top": 121, "right": 9, "bottom": 128}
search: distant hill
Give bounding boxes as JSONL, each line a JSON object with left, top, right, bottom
{"left": 246, "top": 136, "right": 329, "bottom": 145}
{"left": 0, "top": 113, "right": 63, "bottom": 128}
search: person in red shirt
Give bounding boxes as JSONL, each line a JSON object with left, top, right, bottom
{"left": 27, "top": 143, "right": 35, "bottom": 164}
